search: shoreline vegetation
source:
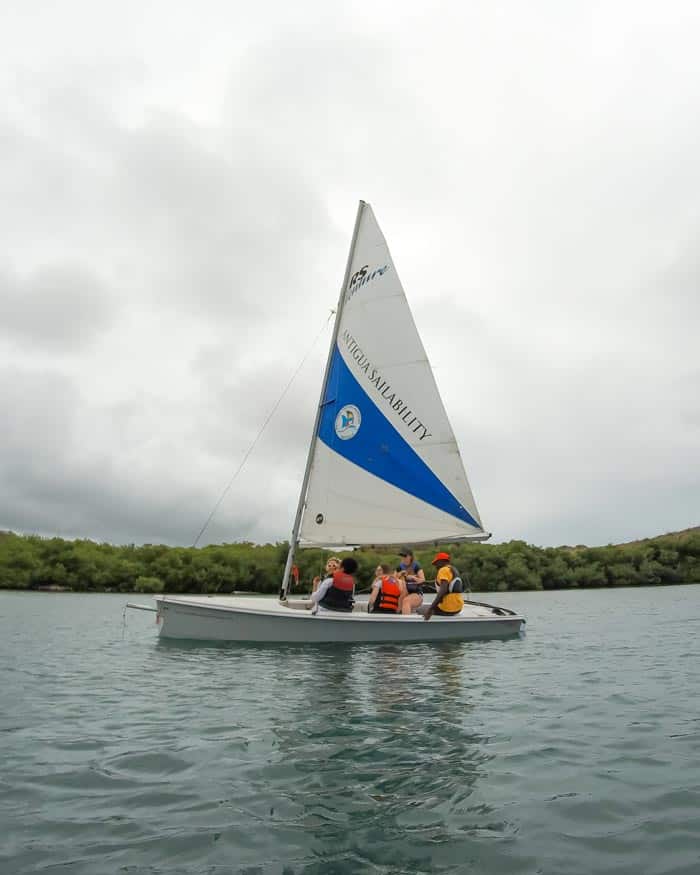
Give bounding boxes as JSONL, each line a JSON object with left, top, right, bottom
{"left": 1, "top": 527, "right": 699, "bottom": 595}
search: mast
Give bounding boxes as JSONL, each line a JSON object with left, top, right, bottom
{"left": 279, "top": 200, "right": 366, "bottom": 600}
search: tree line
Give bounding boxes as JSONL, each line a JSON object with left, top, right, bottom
{"left": 0, "top": 528, "right": 698, "bottom": 594}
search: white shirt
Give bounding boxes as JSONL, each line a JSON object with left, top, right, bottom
{"left": 309, "top": 577, "right": 333, "bottom": 606}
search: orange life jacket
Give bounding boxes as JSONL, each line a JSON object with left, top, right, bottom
{"left": 374, "top": 575, "right": 401, "bottom": 613}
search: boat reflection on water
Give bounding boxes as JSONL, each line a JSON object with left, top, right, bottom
{"left": 267, "top": 641, "right": 508, "bottom": 873}
{"left": 148, "top": 634, "right": 519, "bottom": 871}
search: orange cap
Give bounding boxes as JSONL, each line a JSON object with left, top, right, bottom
{"left": 431, "top": 551, "right": 451, "bottom": 565}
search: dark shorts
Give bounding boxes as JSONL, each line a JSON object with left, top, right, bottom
{"left": 434, "top": 606, "right": 461, "bottom": 616}
{"left": 416, "top": 605, "right": 460, "bottom": 617}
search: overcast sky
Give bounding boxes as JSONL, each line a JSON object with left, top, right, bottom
{"left": 1, "top": 1, "right": 698, "bottom": 549}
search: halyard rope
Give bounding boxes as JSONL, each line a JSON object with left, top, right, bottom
{"left": 191, "top": 311, "right": 335, "bottom": 548}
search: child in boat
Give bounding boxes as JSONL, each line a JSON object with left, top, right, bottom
{"left": 311, "top": 556, "right": 340, "bottom": 593}
{"left": 421, "top": 552, "right": 465, "bottom": 621}
{"left": 310, "top": 557, "right": 358, "bottom": 613}
{"left": 368, "top": 564, "right": 406, "bottom": 614}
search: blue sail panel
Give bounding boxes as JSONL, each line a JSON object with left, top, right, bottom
{"left": 317, "top": 347, "right": 480, "bottom": 529}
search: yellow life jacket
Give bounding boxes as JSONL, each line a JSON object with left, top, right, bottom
{"left": 436, "top": 565, "right": 464, "bottom": 614}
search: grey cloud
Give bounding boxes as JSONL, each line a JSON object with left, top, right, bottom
{"left": 191, "top": 336, "right": 326, "bottom": 458}
{"left": 1, "top": 4, "right": 699, "bottom": 549}
{"left": 1, "top": 263, "right": 113, "bottom": 351}
{"left": 2, "top": 69, "right": 336, "bottom": 333}
{"left": 0, "top": 366, "right": 301, "bottom": 546}
{"left": 106, "top": 114, "right": 333, "bottom": 322}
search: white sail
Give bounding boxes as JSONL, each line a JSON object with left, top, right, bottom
{"left": 298, "top": 202, "right": 486, "bottom": 547}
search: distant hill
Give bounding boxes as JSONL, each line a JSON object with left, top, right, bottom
{"left": 619, "top": 526, "right": 700, "bottom": 546}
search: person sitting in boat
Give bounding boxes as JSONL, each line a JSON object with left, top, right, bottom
{"left": 311, "top": 556, "right": 340, "bottom": 593}
{"left": 420, "top": 552, "right": 465, "bottom": 621}
{"left": 368, "top": 564, "right": 406, "bottom": 614}
{"left": 310, "top": 557, "right": 358, "bottom": 613}
{"left": 396, "top": 548, "right": 426, "bottom": 614}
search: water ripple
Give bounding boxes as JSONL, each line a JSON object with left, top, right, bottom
{"left": 1, "top": 588, "right": 700, "bottom": 873}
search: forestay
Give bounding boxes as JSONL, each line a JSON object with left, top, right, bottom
{"left": 298, "top": 202, "right": 486, "bottom": 547}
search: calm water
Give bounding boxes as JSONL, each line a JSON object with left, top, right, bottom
{"left": 1, "top": 587, "right": 699, "bottom": 875}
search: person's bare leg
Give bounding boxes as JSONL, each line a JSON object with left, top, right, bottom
{"left": 402, "top": 594, "right": 421, "bottom": 615}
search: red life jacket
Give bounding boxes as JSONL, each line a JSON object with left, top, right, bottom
{"left": 319, "top": 570, "right": 355, "bottom": 612}
{"left": 374, "top": 575, "right": 401, "bottom": 613}
{"left": 331, "top": 570, "right": 354, "bottom": 592}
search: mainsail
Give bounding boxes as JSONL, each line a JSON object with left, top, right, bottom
{"left": 297, "top": 202, "right": 486, "bottom": 548}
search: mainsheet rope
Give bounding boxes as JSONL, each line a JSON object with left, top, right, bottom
{"left": 191, "top": 311, "right": 335, "bottom": 548}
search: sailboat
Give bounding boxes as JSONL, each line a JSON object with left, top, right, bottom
{"left": 148, "top": 202, "right": 525, "bottom": 642}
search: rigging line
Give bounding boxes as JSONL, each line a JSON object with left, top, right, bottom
{"left": 191, "top": 310, "right": 336, "bottom": 548}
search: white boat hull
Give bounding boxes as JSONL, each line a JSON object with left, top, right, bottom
{"left": 154, "top": 595, "right": 525, "bottom": 643}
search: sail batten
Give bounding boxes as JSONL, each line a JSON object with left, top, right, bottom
{"left": 297, "top": 203, "right": 485, "bottom": 548}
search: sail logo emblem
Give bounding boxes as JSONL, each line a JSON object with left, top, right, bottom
{"left": 345, "top": 263, "right": 390, "bottom": 304}
{"left": 334, "top": 405, "right": 362, "bottom": 440}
